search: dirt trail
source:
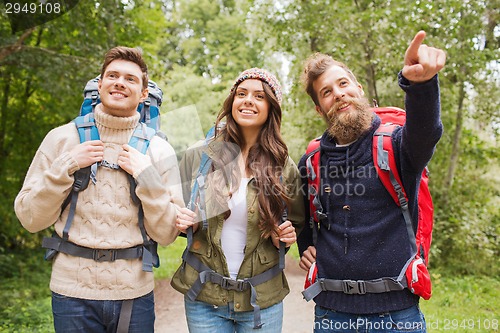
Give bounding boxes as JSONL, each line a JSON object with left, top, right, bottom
{"left": 154, "top": 256, "right": 315, "bottom": 332}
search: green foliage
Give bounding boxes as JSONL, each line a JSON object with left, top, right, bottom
{"left": 1, "top": 1, "right": 498, "bottom": 331}
{"left": 154, "top": 237, "right": 187, "bottom": 280}
{"left": 1, "top": 0, "right": 499, "bottom": 283}
{"left": 0, "top": 0, "right": 170, "bottom": 250}
{"left": 0, "top": 249, "right": 52, "bottom": 332}
{"left": 421, "top": 272, "right": 500, "bottom": 332}
{"left": 430, "top": 129, "right": 500, "bottom": 276}
{"left": 157, "top": 0, "right": 263, "bottom": 80}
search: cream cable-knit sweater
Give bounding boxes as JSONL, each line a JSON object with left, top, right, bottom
{"left": 15, "top": 107, "right": 183, "bottom": 300}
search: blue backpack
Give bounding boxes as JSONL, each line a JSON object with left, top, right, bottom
{"left": 81, "top": 76, "right": 163, "bottom": 131}
{"left": 42, "top": 76, "right": 165, "bottom": 273}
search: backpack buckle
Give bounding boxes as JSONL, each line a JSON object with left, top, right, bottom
{"left": 93, "top": 249, "right": 116, "bottom": 262}
{"left": 91, "top": 91, "right": 99, "bottom": 105}
{"left": 342, "top": 280, "right": 366, "bottom": 294}
{"left": 220, "top": 277, "right": 246, "bottom": 291}
{"left": 316, "top": 211, "right": 327, "bottom": 221}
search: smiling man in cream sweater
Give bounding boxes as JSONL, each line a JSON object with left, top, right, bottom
{"left": 15, "top": 46, "right": 183, "bottom": 333}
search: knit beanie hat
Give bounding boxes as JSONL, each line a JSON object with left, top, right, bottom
{"left": 231, "top": 68, "right": 282, "bottom": 105}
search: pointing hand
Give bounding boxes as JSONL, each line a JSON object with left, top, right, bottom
{"left": 402, "top": 31, "right": 446, "bottom": 83}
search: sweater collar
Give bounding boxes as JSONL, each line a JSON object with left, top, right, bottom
{"left": 94, "top": 105, "right": 140, "bottom": 144}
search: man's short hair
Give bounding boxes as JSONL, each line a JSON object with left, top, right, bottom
{"left": 100, "top": 46, "right": 149, "bottom": 90}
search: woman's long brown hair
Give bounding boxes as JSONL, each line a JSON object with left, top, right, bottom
{"left": 213, "top": 81, "right": 289, "bottom": 238}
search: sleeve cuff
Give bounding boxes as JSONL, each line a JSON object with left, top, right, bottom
{"left": 398, "top": 71, "right": 438, "bottom": 88}
{"left": 57, "top": 152, "right": 80, "bottom": 176}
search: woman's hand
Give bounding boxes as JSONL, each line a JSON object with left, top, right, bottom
{"left": 271, "top": 220, "right": 296, "bottom": 248}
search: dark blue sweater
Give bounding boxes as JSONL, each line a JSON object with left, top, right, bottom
{"left": 297, "top": 73, "right": 443, "bottom": 314}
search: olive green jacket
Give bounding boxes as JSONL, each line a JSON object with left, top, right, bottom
{"left": 171, "top": 138, "right": 305, "bottom": 312}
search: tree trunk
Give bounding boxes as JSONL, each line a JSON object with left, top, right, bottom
{"left": 362, "top": 39, "right": 379, "bottom": 104}
{"left": 485, "top": 6, "right": 500, "bottom": 50}
{"left": 353, "top": 0, "right": 378, "bottom": 104}
{"left": 310, "top": 36, "right": 319, "bottom": 53}
{"left": 444, "top": 81, "right": 466, "bottom": 194}
{"left": 0, "top": 73, "right": 11, "bottom": 176}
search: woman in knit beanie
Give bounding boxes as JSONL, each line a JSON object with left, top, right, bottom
{"left": 171, "top": 68, "right": 305, "bottom": 332}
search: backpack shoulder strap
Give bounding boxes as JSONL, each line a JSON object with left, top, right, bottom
{"left": 372, "top": 123, "right": 407, "bottom": 205}
{"left": 74, "top": 113, "right": 100, "bottom": 184}
{"left": 187, "top": 126, "right": 217, "bottom": 226}
{"left": 372, "top": 122, "right": 417, "bottom": 257}
{"left": 126, "top": 122, "right": 157, "bottom": 206}
{"left": 305, "top": 137, "right": 321, "bottom": 182}
{"left": 126, "top": 122, "right": 159, "bottom": 271}
{"left": 305, "top": 137, "right": 322, "bottom": 245}
{"left": 58, "top": 114, "right": 100, "bottom": 244}
{"left": 305, "top": 138, "right": 322, "bottom": 219}
{"left": 74, "top": 113, "right": 100, "bottom": 142}
{"left": 183, "top": 127, "right": 216, "bottom": 271}
{"left": 371, "top": 106, "right": 410, "bottom": 205}
{"left": 129, "top": 122, "right": 156, "bottom": 154}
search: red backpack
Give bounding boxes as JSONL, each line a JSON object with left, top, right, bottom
{"left": 303, "top": 107, "right": 433, "bottom": 301}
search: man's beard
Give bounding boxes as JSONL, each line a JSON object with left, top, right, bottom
{"left": 325, "top": 97, "right": 373, "bottom": 144}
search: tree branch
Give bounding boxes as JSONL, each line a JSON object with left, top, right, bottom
{"left": 0, "top": 27, "right": 36, "bottom": 63}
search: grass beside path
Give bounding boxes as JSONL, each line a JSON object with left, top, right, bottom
{"left": 155, "top": 236, "right": 186, "bottom": 280}
{"left": 420, "top": 273, "right": 499, "bottom": 332}
{"left": 1, "top": 238, "right": 498, "bottom": 332}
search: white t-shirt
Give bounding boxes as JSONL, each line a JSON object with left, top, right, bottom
{"left": 221, "top": 177, "right": 250, "bottom": 279}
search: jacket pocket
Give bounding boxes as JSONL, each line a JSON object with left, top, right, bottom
{"left": 256, "top": 242, "right": 279, "bottom": 273}
{"left": 172, "top": 232, "right": 213, "bottom": 293}
{"left": 189, "top": 232, "right": 212, "bottom": 258}
{"left": 254, "top": 243, "right": 287, "bottom": 308}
